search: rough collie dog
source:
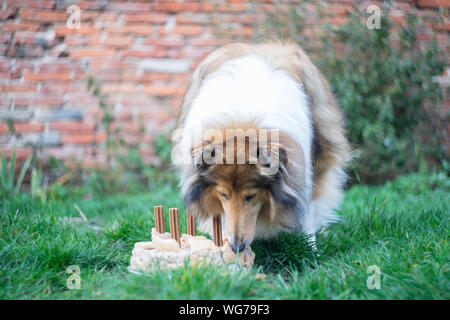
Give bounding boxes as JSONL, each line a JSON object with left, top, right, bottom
{"left": 172, "top": 42, "right": 351, "bottom": 252}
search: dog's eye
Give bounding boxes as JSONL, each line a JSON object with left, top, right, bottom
{"left": 245, "top": 195, "right": 256, "bottom": 202}
{"left": 220, "top": 193, "right": 229, "bottom": 200}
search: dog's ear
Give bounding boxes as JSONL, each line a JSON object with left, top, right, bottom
{"left": 257, "top": 143, "right": 288, "bottom": 175}
{"left": 183, "top": 171, "right": 220, "bottom": 219}
{"left": 185, "top": 142, "right": 217, "bottom": 205}
{"left": 184, "top": 175, "right": 211, "bottom": 205}
{"left": 191, "top": 141, "right": 219, "bottom": 170}
{"left": 256, "top": 145, "right": 298, "bottom": 210}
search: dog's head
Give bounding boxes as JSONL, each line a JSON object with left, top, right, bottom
{"left": 184, "top": 130, "right": 299, "bottom": 252}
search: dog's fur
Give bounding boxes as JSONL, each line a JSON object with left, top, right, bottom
{"left": 172, "top": 42, "right": 351, "bottom": 251}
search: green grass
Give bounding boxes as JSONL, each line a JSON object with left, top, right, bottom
{"left": 0, "top": 173, "right": 448, "bottom": 299}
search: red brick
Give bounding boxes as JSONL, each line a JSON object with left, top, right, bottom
{"left": 89, "top": 60, "right": 134, "bottom": 69}
{"left": 433, "top": 20, "right": 450, "bottom": 31}
{"left": 390, "top": 14, "right": 406, "bottom": 25}
{"left": 37, "top": 96, "right": 64, "bottom": 107}
{"left": 121, "top": 48, "right": 166, "bottom": 58}
{"left": 106, "top": 25, "right": 152, "bottom": 35}
{"left": 70, "top": 1, "right": 101, "bottom": 10}
{"left": 39, "top": 61, "right": 80, "bottom": 71}
{"left": 80, "top": 70, "right": 117, "bottom": 82}
{"left": 417, "top": 0, "right": 450, "bottom": 8}
{"left": 80, "top": 12, "right": 118, "bottom": 22}
{"left": 171, "top": 74, "right": 190, "bottom": 82}
{"left": 7, "top": 45, "right": 44, "bottom": 58}
{"left": 10, "top": 61, "right": 32, "bottom": 79}
{"left": 138, "top": 109, "right": 174, "bottom": 121}
{"left": 65, "top": 34, "right": 85, "bottom": 46}
{"left": 106, "top": 2, "right": 152, "bottom": 11}
{"left": 224, "top": 3, "right": 249, "bottom": 12}
{"left": 202, "top": 2, "right": 249, "bottom": 12}
{"left": 123, "top": 72, "right": 170, "bottom": 82}
{"left": 330, "top": 17, "right": 347, "bottom": 26}
{"left": 41, "top": 84, "right": 78, "bottom": 93}
{"left": 0, "top": 32, "right": 12, "bottom": 43}
{"left": 228, "top": 0, "right": 266, "bottom": 2}
{"left": 189, "top": 37, "right": 222, "bottom": 47}
{"left": 24, "top": 71, "right": 71, "bottom": 81}
{"left": 142, "top": 37, "right": 185, "bottom": 47}
{"left": 78, "top": 34, "right": 99, "bottom": 46}
{"left": 224, "top": 15, "right": 258, "bottom": 25}
{"left": 143, "top": 73, "right": 171, "bottom": 82}
{"left": 0, "top": 61, "right": 9, "bottom": 72}
{"left": 0, "top": 96, "right": 11, "bottom": 107}
{"left": 0, "top": 9, "right": 15, "bottom": 20}
{"left": 112, "top": 121, "right": 143, "bottom": 133}
{"left": 327, "top": 4, "right": 352, "bottom": 16}
{"left": 61, "top": 133, "right": 95, "bottom": 145}
{"left": 143, "top": 85, "right": 185, "bottom": 97}
{"left": 6, "top": 0, "right": 54, "bottom": 9}
{"left": 13, "top": 96, "right": 37, "bottom": 108}
{"left": 54, "top": 25, "right": 101, "bottom": 36}
{"left": 13, "top": 32, "right": 43, "bottom": 46}
{"left": 20, "top": 9, "right": 66, "bottom": 22}
{"left": 160, "top": 25, "right": 204, "bottom": 36}
{"left": 154, "top": 2, "right": 201, "bottom": 13}
{"left": 175, "top": 13, "right": 211, "bottom": 25}
{"left": 95, "top": 131, "right": 107, "bottom": 143}
{"left": 230, "top": 26, "right": 254, "bottom": 36}
{"left": 328, "top": 0, "right": 354, "bottom": 3}
{"left": 121, "top": 72, "right": 140, "bottom": 82}
{"left": 0, "top": 72, "right": 11, "bottom": 79}
{"left": 169, "top": 97, "right": 183, "bottom": 108}
{"left": 0, "top": 122, "right": 44, "bottom": 133}
{"left": 50, "top": 121, "right": 95, "bottom": 132}
{"left": 168, "top": 48, "right": 211, "bottom": 59}
{"left": 15, "top": 95, "right": 64, "bottom": 107}
{"left": 87, "top": 36, "right": 134, "bottom": 48}
{"left": 1, "top": 21, "right": 41, "bottom": 32}
{"left": 0, "top": 148, "right": 32, "bottom": 160}
{"left": 1, "top": 84, "right": 37, "bottom": 92}
{"left": 70, "top": 48, "right": 116, "bottom": 59}
{"left": 114, "top": 111, "right": 132, "bottom": 120}
{"left": 102, "top": 83, "right": 139, "bottom": 94}
{"left": 441, "top": 99, "right": 450, "bottom": 111}
{"left": 64, "top": 94, "right": 97, "bottom": 106}
{"left": 416, "top": 31, "right": 434, "bottom": 40}
{"left": 123, "top": 13, "right": 168, "bottom": 24}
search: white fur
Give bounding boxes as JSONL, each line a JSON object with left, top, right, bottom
{"left": 304, "top": 166, "right": 347, "bottom": 234}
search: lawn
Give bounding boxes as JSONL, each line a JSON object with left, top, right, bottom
{"left": 0, "top": 173, "right": 448, "bottom": 299}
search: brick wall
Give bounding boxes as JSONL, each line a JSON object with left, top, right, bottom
{"left": 0, "top": 0, "right": 448, "bottom": 168}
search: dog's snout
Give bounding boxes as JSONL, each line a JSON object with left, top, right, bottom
{"left": 230, "top": 241, "right": 246, "bottom": 253}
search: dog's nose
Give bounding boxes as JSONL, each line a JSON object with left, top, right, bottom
{"left": 230, "top": 242, "right": 246, "bottom": 253}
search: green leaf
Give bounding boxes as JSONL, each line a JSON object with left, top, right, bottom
{"left": 14, "top": 153, "right": 33, "bottom": 194}
{"left": 8, "top": 145, "right": 16, "bottom": 189}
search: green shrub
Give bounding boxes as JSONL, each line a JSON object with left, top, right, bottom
{"left": 259, "top": 2, "right": 448, "bottom": 183}
{"left": 319, "top": 8, "right": 447, "bottom": 183}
